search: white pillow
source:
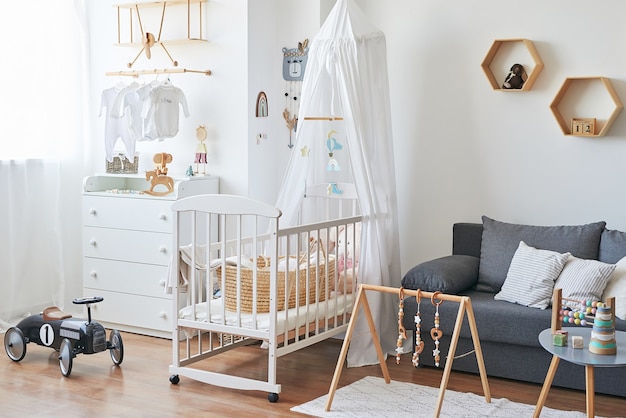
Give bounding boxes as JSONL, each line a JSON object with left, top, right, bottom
{"left": 495, "top": 241, "right": 570, "bottom": 309}
{"left": 602, "top": 256, "right": 626, "bottom": 320}
{"left": 555, "top": 255, "right": 616, "bottom": 305}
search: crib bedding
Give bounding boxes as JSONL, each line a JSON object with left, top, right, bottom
{"left": 168, "top": 243, "right": 332, "bottom": 294}
{"left": 179, "top": 292, "right": 354, "bottom": 336}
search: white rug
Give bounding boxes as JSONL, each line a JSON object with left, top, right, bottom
{"left": 291, "top": 376, "right": 593, "bottom": 417}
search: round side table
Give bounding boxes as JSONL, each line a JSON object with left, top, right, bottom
{"left": 534, "top": 327, "right": 626, "bottom": 418}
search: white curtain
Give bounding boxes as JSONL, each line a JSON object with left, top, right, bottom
{"left": 0, "top": 1, "right": 88, "bottom": 330}
{"left": 275, "top": 0, "right": 401, "bottom": 367}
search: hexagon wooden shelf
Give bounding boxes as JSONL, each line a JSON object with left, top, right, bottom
{"left": 550, "top": 77, "right": 623, "bottom": 137}
{"left": 481, "top": 39, "right": 544, "bottom": 91}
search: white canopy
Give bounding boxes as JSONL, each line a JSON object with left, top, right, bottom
{"left": 275, "top": 0, "right": 401, "bottom": 367}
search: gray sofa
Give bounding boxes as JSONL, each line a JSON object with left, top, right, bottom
{"left": 400, "top": 216, "right": 626, "bottom": 397}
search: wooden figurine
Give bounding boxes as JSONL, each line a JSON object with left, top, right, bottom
{"left": 144, "top": 153, "right": 174, "bottom": 196}
{"left": 194, "top": 125, "right": 208, "bottom": 175}
{"left": 502, "top": 63, "right": 527, "bottom": 89}
{"left": 154, "top": 152, "right": 172, "bottom": 176}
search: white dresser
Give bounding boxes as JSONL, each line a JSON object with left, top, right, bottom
{"left": 82, "top": 173, "right": 219, "bottom": 338}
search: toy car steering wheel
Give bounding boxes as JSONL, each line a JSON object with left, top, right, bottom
{"left": 72, "top": 296, "right": 104, "bottom": 305}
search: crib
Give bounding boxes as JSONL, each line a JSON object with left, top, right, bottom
{"left": 168, "top": 186, "right": 360, "bottom": 402}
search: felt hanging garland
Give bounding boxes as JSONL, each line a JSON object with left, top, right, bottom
{"left": 283, "top": 81, "right": 300, "bottom": 148}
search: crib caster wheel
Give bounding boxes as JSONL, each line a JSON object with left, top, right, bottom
{"left": 169, "top": 374, "right": 180, "bottom": 384}
{"left": 268, "top": 392, "right": 279, "bottom": 403}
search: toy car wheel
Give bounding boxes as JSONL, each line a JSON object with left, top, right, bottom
{"left": 109, "top": 329, "right": 124, "bottom": 365}
{"left": 4, "top": 327, "right": 27, "bottom": 362}
{"left": 59, "top": 338, "right": 73, "bottom": 377}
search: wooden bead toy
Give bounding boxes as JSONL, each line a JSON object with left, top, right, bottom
{"left": 554, "top": 289, "right": 617, "bottom": 355}
{"left": 396, "top": 288, "right": 407, "bottom": 364}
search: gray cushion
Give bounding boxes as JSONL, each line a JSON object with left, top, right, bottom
{"left": 599, "top": 228, "right": 626, "bottom": 264}
{"left": 476, "top": 216, "right": 606, "bottom": 293}
{"left": 401, "top": 255, "right": 479, "bottom": 293}
{"left": 452, "top": 223, "right": 483, "bottom": 258}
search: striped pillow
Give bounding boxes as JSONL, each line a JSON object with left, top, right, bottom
{"left": 602, "top": 256, "right": 626, "bottom": 320}
{"left": 494, "top": 241, "right": 570, "bottom": 309}
{"left": 555, "top": 255, "right": 616, "bottom": 305}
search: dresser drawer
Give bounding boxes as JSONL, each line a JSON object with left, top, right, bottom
{"left": 83, "top": 258, "right": 171, "bottom": 298}
{"left": 84, "top": 289, "right": 172, "bottom": 333}
{"left": 83, "top": 195, "right": 173, "bottom": 233}
{"left": 83, "top": 227, "right": 171, "bottom": 266}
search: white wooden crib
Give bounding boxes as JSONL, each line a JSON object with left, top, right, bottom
{"left": 168, "top": 187, "right": 360, "bottom": 402}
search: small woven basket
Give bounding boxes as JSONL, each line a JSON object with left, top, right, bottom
{"left": 106, "top": 154, "right": 138, "bottom": 174}
{"left": 218, "top": 242, "right": 333, "bottom": 313}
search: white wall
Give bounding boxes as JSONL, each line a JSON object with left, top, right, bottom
{"left": 86, "top": 0, "right": 321, "bottom": 199}
{"left": 247, "top": 1, "right": 322, "bottom": 204}
{"left": 83, "top": 0, "right": 626, "bottom": 304}
{"left": 79, "top": 0, "right": 321, "bottom": 307}
{"left": 87, "top": 0, "right": 250, "bottom": 196}
{"left": 352, "top": 0, "right": 626, "bottom": 273}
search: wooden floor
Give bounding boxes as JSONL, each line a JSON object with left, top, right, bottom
{"left": 2, "top": 331, "right": 625, "bottom": 417}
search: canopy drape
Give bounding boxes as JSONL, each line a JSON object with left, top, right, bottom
{"left": 275, "top": 0, "right": 401, "bottom": 367}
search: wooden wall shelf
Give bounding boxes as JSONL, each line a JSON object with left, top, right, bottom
{"left": 481, "top": 39, "right": 544, "bottom": 92}
{"left": 114, "top": 0, "right": 207, "bottom": 42}
{"left": 115, "top": 39, "right": 207, "bottom": 47}
{"left": 114, "top": 0, "right": 208, "bottom": 68}
{"left": 115, "top": 0, "right": 206, "bottom": 8}
{"left": 550, "top": 77, "right": 623, "bottom": 137}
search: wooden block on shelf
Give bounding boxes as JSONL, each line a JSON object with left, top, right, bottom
{"left": 553, "top": 333, "right": 568, "bottom": 346}
{"left": 572, "top": 335, "right": 584, "bottom": 349}
{"left": 571, "top": 118, "right": 596, "bottom": 136}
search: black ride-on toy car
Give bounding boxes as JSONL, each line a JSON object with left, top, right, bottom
{"left": 4, "top": 296, "right": 123, "bottom": 376}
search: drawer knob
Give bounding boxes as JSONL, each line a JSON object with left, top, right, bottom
{"left": 90, "top": 271, "right": 97, "bottom": 278}
{"left": 159, "top": 312, "right": 167, "bottom": 319}
{"left": 159, "top": 246, "right": 167, "bottom": 254}
{"left": 89, "top": 239, "right": 97, "bottom": 246}
{"left": 89, "top": 208, "right": 97, "bottom": 215}
{"left": 159, "top": 213, "right": 167, "bottom": 221}
{"left": 159, "top": 279, "right": 166, "bottom": 287}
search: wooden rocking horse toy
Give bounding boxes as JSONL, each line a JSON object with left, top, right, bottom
{"left": 144, "top": 153, "right": 174, "bottom": 196}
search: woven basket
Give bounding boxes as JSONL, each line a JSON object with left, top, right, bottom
{"left": 218, "top": 247, "right": 334, "bottom": 313}
{"left": 106, "top": 154, "right": 138, "bottom": 174}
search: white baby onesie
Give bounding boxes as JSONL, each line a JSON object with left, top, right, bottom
{"left": 110, "top": 82, "right": 144, "bottom": 142}
{"left": 137, "top": 81, "right": 161, "bottom": 141}
{"left": 142, "top": 82, "right": 190, "bottom": 140}
{"left": 100, "top": 84, "right": 137, "bottom": 161}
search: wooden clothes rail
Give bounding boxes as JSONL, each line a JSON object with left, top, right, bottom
{"left": 303, "top": 116, "right": 344, "bottom": 121}
{"left": 326, "top": 284, "right": 491, "bottom": 418}
{"left": 105, "top": 68, "right": 211, "bottom": 77}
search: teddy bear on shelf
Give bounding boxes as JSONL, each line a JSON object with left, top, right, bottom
{"left": 330, "top": 223, "right": 362, "bottom": 294}
{"left": 502, "top": 63, "right": 527, "bottom": 89}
